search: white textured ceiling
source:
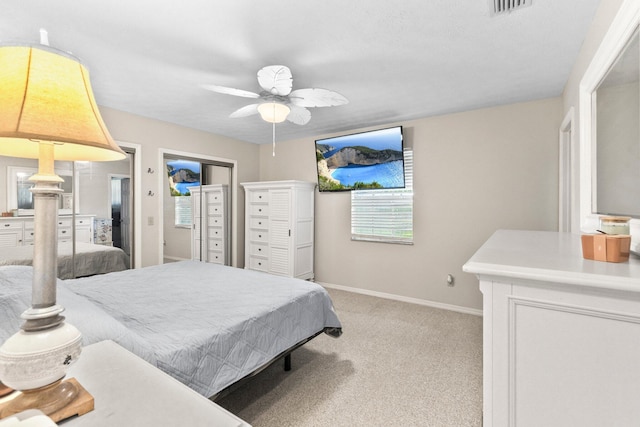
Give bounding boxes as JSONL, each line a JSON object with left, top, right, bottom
{"left": 1, "top": 0, "right": 601, "bottom": 144}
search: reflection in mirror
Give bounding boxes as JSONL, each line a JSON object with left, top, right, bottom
{"left": 8, "top": 164, "right": 75, "bottom": 213}
{"left": 595, "top": 26, "right": 640, "bottom": 217}
{"left": 1, "top": 151, "right": 134, "bottom": 278}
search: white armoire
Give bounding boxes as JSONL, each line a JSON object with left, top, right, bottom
{"left": 190, "top": 184, "right": 229, "bottom": 265}
{"left": 241, "top": 180, "right": 315, "bottom": 279}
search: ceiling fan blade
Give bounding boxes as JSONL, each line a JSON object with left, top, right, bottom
{"left": 229, "top": 104, "right": 259, "bottom": 118}
{"left": 289, "top": 88, "right": 348, "bottom": 107}
{"left": 257, "top": 65, "right": 293, "bottom": 96}
{"left": 202, "top": 84, "right": 260, "bottom": 99}
{"left": 286, "top": 105, "right": 311, "bottom": 125}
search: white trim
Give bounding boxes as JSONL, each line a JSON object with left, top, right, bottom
{"left": 558, "top": 107, "right": 574, "bottom": 233}
{"left": 158, "top": 148, "right": 238, "bottom": 267}
{"left": 162, "top": 255, "right": 190, "bottom": 262}
{"left": 578, "top": 0, "right": 640, "bottom": 253}
{"left": 117, "top": 141, "right": 142, "bottom": 269}
{"left": 317, "top": 281, "right": 483, "bottom": 316}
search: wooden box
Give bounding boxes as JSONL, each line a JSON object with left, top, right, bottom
{"left": 581, "top": 234, "right": 631, "bottom": 263}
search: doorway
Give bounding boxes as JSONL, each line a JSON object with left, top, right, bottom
{"left": 160, "top": 150, "right": 235, "bottom": 265}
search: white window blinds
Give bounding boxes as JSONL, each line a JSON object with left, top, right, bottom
{"left": 174, "top": 196, "right": 192, "bottom": 228}
{"left": 351, "top": 149, "right": 413, "bottom": 244}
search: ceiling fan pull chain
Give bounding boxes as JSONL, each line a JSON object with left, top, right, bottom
{"left": 272, "top": 120, "right": 276, "bottom": 157}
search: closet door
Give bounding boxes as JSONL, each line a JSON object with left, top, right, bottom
{"left": 191, "top": 187, "right": 202, "bottom": 261}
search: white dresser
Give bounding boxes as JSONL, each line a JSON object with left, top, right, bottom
{"left": 0, "top": 215, "right": 94, "bottom": 247}
{"left": 191, "top": 185, "right": 229, "bottom": 265}
{"left": 463, "top": 230, "right": 640, "bottom": 427}
{"left": 241, "top": 180, "right": 315, "bottom": 279}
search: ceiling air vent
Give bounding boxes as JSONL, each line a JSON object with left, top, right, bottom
{"left": 490, "top": 0, "right": 532, "bottom": 16}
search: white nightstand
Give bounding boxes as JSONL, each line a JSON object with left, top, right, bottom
{"left": 60, "top": 340, "right": 250, "bottom": 427}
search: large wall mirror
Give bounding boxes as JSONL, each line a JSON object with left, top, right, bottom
{"left": 594, "top": 27, "right": 640, "bottom": 217}
{"left": 580, "top": 0, "right": 640, "bottom": 252}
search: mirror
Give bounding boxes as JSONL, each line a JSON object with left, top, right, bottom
{"left": 7, "top": 164, "right": 77, "bottom": 215}
{"left": 594, "top": 27, "right": 640, "bottom": 218}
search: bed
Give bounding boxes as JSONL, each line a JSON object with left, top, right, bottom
{"left": 0, "top": 261, "right": 342, "bottom": 398}
{"left": 0, "top": 242, "right": 129, "bottom": 279}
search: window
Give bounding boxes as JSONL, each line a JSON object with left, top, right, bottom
{"left": 175, "top": 195, "right": 192, "bottom": 228}
{"left": 351, "top": 149, "right": 413, "bottom": 244}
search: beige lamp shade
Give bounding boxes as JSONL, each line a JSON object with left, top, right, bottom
{"left": 257, "top": 102, "right": 291, "bottom": 124}
{"left": 0, "top": 45, "right": 125, "bottom": 161}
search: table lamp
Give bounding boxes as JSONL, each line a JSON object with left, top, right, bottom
{"left": 0, "top": 34, "right": 125, "bottom": 421}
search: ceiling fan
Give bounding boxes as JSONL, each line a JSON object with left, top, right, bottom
{"left": 202, "top": 65, "right": 348, "bottom": 125}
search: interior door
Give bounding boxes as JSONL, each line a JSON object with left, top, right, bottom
{"left": 120, "top": 178, "right": 131, "bottom": 256}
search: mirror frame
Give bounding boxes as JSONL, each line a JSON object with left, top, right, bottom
{"left": 6, "top": 165, "right": 79, "bottom": 215}
{"left": 579, "top": 0, "right": 640, "bottom": 251}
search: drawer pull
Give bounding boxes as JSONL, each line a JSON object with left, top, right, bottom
{"left": 4, "top": 224, "right": 9, "bottom": 227}
{"left": 258, "top": 248, "right": 262, "bottom": 252}
{"left": 258, "top": 234, "right": 262, "bottom": 238}
{"left": 61, "top": 230, "right": 67, "bottom": 234}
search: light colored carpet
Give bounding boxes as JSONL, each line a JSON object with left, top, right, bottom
{"left": 217, "top": 288, "right": 483, "bottom": 427}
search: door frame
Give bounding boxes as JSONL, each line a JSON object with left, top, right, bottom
{"left": 116, "top": 141, "right": 142, "bottom": 268}
{"left": 558, "top": 107, "right": 575, "bottom": 233}
{"left": 158, "top": 148, "right": 238, "bottom": 267}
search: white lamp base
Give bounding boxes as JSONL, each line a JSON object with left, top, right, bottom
{"left": 0, "top": 322, "right": 82, "bottom": 391}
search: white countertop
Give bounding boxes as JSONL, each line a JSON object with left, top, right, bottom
{"left": 463, "top": 230, "right": 640, "bottom": 293}
{"left": 60, "top": 340, "right": 250, "bottom": 427}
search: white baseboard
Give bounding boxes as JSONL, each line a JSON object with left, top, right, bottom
{"left": 317, "top": 281, "right": 483, "bottom": 317}
{"left": 163, "top": 256, "right": 190, "bottom": 263}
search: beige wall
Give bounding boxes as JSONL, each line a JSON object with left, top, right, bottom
{"left": 259, "top": 97, "right": 562, "bottom": 311}
{"left": 100, "top": 107, "right": 260, "bottom": 267}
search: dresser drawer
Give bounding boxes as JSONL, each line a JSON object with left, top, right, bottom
{"left": 249, "top": 243, "right": 268, "bottom": 257}
{"left": 207, "top": 238, "right": 224, "bottom": 251}
{"left": 0, "top": 221, "right": 22, "bottom": 230}
{"left": 249, "top": 217, "right": 267, "bottom": 229}
{"left": 206, "top": 192, "right": 224, "bottom": 203}
{"left": 209, "top": 217, "right": 225, "bottom": 227}
{"left": 249, "top": 190, "right": 269, "bottom": 204}
{"left": 248, "top": 256, "right": 269, "bottom": 272}
{"left": 75, "top": 218, "right": 92, "bottom": 227}
{"left": 206, "top": 204, "right": 224, "bottom": 216}
{"left": 58, "top": 227, "right": 72, "bottom": 240}
{"left": 249, "top": 204, "right": 269, "bottom": 216}
{"left": 57, "top": 218, "right": 72, "bottom": 228}
{"left": 207, "top": 227, "right": 224, "bottom": 239}
{"left": 206, "top": 250, "right": 224, "bottom": 264}
{"left": 249, "top": 229, "right": 268, "bottom": 243}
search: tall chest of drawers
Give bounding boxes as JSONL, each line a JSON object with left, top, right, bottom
{"left": 190, "top": 185, "right": 229, "bottom": 265}
{"left": 241, "top": 180, "right": 315, "bottom": 279}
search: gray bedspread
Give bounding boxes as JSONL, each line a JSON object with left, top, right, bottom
{"left": 0, "top": 261, "right": 341, "bottom": 397}
{"left": 0, "top": 242, "right": 129, "bottom": 279}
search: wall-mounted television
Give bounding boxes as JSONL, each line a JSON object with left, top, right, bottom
{"left": 166, "top": 159, "right": 200, "bottom": 196}
{"left": 315, "top": 126, "right": 405, "bottom": 192}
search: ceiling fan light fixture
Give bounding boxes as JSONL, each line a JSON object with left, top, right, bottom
{"left": 257, "top": 102, "right": 290, "bottom": 123}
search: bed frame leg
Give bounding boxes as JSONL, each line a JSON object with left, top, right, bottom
{"left": 284, "top": 354, "right": 291, "bottom": 371}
